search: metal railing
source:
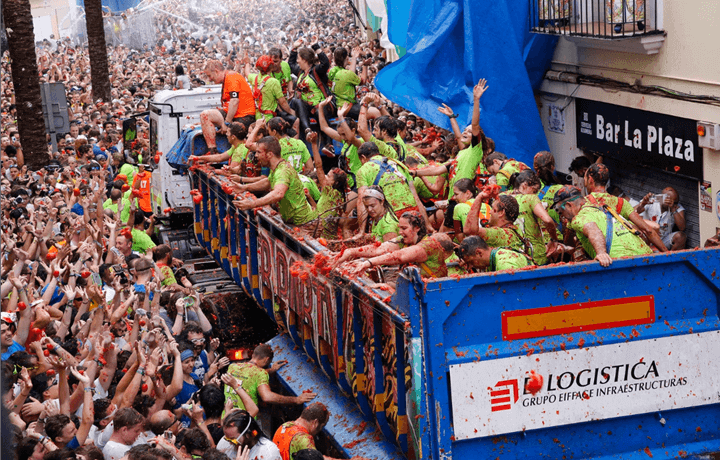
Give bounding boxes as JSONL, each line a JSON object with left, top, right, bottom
{"left": 530, "top": 0, "right": 662, "bottom": 38}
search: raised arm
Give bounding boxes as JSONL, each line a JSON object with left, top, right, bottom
{"left": 318, "top": 97, "right": 343, "bottom": 142}
{"left": 438, "top": 104, "right": 463, "bottom": 150}
{"left": 464, "top": 193, "right": 490, "bottom": 238}
{"left": 307, "top": 132, "right": 330, "bottom": 189}
{"left": 471, "top": 78, "right": 488, "bottom": 137}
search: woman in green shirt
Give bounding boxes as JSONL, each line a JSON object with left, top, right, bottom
{"left": 189, "top": 122, "right": 249, "bottom": 174}
{"left": 288, "top": 42, "right": 332, "bottom": 141}
{"left": 318, "top": 97, "right": 363, "bottom": 189}
{"left": 331, "top": 211, "right": 454, "bottom": 279}
{"left": 506, "top": 170, "right": 560, "bottom": 265}
{"left": 266, "top": 117, "right": 313, "bottom": 174}
{"left": 307, "top": 132, "right": 354, "bottom": 239}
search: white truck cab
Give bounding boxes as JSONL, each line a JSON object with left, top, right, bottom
{"left": 149, "top": 85, "right": 221, "bottom": 214}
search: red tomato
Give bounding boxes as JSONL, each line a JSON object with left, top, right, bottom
{"left": 47, "top": 344, "right": 54, "bottom": 350}
{"left": 121, "top": 184, "right": 130, "bottom": 192}
{"left": 81, "top": 271, "right": 91, "bottom": 278}
{"left": 44, "top": 349, "right": 50, "bottom": 357}
{"left": 73, "top": 188, "right": 81, "bottom": 196}
{"left": 46, "top": 252, "right": 56, "bottom": 261}
{"left": 46, "top": 369, "right": 56, "bottom": 377}
{"left": 17, "top": 302, "right": 27, "bottom": 311}
{"left": 53, "top": 270, "right": 60, "bottom": 277}
{"left": 141, "top": 384, "right": 148, "bottom": 392}
{"left": 193, "top": 194, "right": 203, "bottom": 204}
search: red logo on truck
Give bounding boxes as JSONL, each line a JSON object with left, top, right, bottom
{"left": 490, "top": 379, "right": 519, "bottom": 412}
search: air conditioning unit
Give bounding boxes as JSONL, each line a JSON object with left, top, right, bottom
{"left": 697, "top": 121, "right": 720, "bottom": 150}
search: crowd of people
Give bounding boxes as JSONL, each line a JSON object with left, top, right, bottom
{"left": 0, "top": 0, "right": 707, "bottom": 458}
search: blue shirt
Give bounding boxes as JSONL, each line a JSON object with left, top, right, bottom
{"left": 1, "top": 340, "right": 25, "bottom": 360}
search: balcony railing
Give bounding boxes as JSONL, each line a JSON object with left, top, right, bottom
{"left": 530, "top": 0, "right": 662, "bottom": 39}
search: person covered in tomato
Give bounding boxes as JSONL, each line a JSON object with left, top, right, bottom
{"left": 288, "top": 40, "right": 332, "bottom": 142}
{"left": 456, "top": 235, "right": 531, "bottom": 272}
{"left": 200, "top": 60, "right": 255, "bottom": 155}
{"left": 232, "top": 136, "right": 317, "bottom": 227}
{"left": 189, "top": 122, "right": 250, "bottom": 175}
{"left": 484, "top": 152, "right": 531, "bottom": 192}
{"left": 273, "top": 403, "right": 332, "bottom": 460}
{"left": 331, "top": 211, "right": 454, "bottom": 279}
{"left": 552, "top": 185, "right": 653, "bottom": 267}
{"left": 247, "top": 55, "right": 296, "bottom": 122}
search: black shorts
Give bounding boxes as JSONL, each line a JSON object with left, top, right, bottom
{"left": 219, "top": 110, "right": 255, "bottom": 129}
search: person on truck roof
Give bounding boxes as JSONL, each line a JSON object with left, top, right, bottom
{"left": 552, "top": 185, "right": 653, "bottom": 267}
{"left": 200, "top": 60, "right": 255, "bottom": 155}
{"left": 246, "top": 55, "right": 296, "bottom": 122}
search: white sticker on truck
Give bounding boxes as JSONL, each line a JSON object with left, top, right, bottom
{"left": 450, "top": 330, "right": 720, "bottom": 439}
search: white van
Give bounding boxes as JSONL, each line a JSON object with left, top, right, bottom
{"left": 148, "top": 85, "right": 221, "bottom": 213}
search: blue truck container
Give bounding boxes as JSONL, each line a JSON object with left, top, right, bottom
{"left": 189, "top": 162, "right": 720, "bottom": 460}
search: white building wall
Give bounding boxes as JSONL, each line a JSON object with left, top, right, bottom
{"left": 537, "top": 0, "right": 720, "bottom": 243}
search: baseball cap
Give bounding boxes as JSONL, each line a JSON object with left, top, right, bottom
{"left": 551, "top": 185, "right": 582, "bottom": 210}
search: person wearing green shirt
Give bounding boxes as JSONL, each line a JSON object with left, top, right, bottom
{"left": 317, "top": 97, "right": 365, "bottom": 188}
{"left": 288, "top": 42, "right": 331, "bottom": 141}
{"left": 189, "top": 122, "right": 250, "bottom": 175}
{"left": 331, "top": 211, "right": 454, "bottom": 279}
{"left": 299, "top": 174, "right": 322, "bottom": 203}
{"left": 328, "top": 47, "right": 366, "bottom": 107}
{"left": 584, "top": 163, "right": 668, "bottom": 252}
{"left": 103, "top": 189, "right": 132, "bottom": 225}
{"left": 247, "top": 55, "right": 296, "bottom": 121}
{"left": 233, "top": 136, "right": 317, "bottom": 226}
{"left": 464, "top": 193, "right": 528, "bottom": 254}
{"left": 456, "top": 236, "right": 531, "bottom": 272}
{"left": 306, "top": 131, "right": 354, "bottom": 239}
{"left": 362, "top": 186, "right": 400, "bottom": 242}
{"left": 268, "top": 117, "right": 313, "bottom": 174}
{"left": 113, "top": 151, "right": 138, "bottom": 189}
{"left": 269, "top": 48, "right": 294, "bottom": 98}
{"left": 354, "top": 142, "right": 424, "bottom": 236}
{"left": 552, "top": 185, "right": 653, "bottom": 267}
{"left": 504, "top": 170, "right": 560, "bottom": 265}
{"left": 357, "top": 93, "right": 406, "bottom": 161}
{"left": 450, "top": 178, "right": 491, "bottom": 243}
{"left": 413, "top": 79, "right": 489, "bottom": 231}
{"left": 485, "top": 152, "right": 531, "bottom": 191}
{"left": 130, "top": 226, "right": 155, "bottom": 254}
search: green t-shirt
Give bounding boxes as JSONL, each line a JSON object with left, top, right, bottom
{"left": 328, "top": 66, "right": 361, "bottom": 105}
{"left": 271, "top": 61, "right": 293, "bottom": 97}
{"left": 414, "top": 177, "right": 434, "bottom": 199}
{"left": 483, "top": 226, "right": 525, "bottom": 252}
{"left": 299, "top": 175, "right": 321, "bottom": 202}
{"left": 569, "top": 203, "right": 653, "bottom": 259}
{"left": 316, "top": 186, "right": 344, "bottom": 239}
{"left": 248, "top": 73, "right": 284, "bottom": 120}
{"left": 298, "top": 73, "right": 323, "bottom": 106}
{"left": 130, "top": 228, "right": 156, "bottom": 254}
{"left": 588, "top": 192, "right": 635, "bottom": 219}
{"left": 496, "top": 160, "right": 529, "bottom": 190}
{"left": 103, "top": 197, "right": 132, "bottom": 223}
{"left": 339, "top": 141, "right": 362, "bottom": 188}
{"left": 119, "top": 163, "right": 138, "bottom": 189}
{"left": 370, "top": 136, "right": 403, "bottom": 161}
{"left": 416, "top": 235, "right": 450, "bottom": 278}
{"left": 371, "top": 211, "right": 399, "bottom": 242}
{"left": 511, "top": 193, "right": 548, "bottom": 265}
{"left": 491, "top": 248, "right": 531, "bottom": 271}
{"left": 279, "top": 137, "right": 311, "bottom": 174}
{"left": 395, "top": 135, "right": 428, "bottom": 165}
{"left": 159, "top": 264, "right": 176, "bottom": 286}
{"left": 446, "top": 142, "right": 484, "bottom": 194}
{"left": 356, "top": 156, "right": 415, "bottom": 213}
{"left": 539, "top": 183, "right": 564, "bottom": 230}
{"left": 268, "top": 160, "right": 317, "bottom": 225}
{"left": 228, "top": 143, "right": 250, "bottom": 164}
{"left": 225, "top": 362, "right": 269, "bottom": 410}
{"left": 453, "top": 199, "right": 492, "bottom": 228}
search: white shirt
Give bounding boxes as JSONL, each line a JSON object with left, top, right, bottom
{"left": 216, "top": 437, "right": 237, "bottom": 459}
{"left": 250, "top": 438, "right": 282, "bottom": 460}
{"left": 641, "top": 201, "right": 684, "bottom": 239}
{"left": 103, "top": 440, "right": 131, "bottom": 460}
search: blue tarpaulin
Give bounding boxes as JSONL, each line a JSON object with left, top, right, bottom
{"left": 376, "top": 0, "right": 558, "bottom": 166}
{"left": 76, "top": 0, "right": 140, "bottom": 12}
{"left": 165, "top": 127, "right": 230, "bottom": 170}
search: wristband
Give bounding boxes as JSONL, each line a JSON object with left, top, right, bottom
{"left": 366, "top": 258, "right": 374, "bottom": 267}
{"left": 138, "top": 367, "right": 146, "bottom": 376}
{"left": 84, "top": 386, "right": 93, "bottom": 392}
{"left": 449, "top": 113, "right": 459, "bottom": 119}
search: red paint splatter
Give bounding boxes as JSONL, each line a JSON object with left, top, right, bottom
{"left": 577, "top": 338, "right": 585, "bottom": 348}
{"left": 343, "top": 437, "right": 367, "bottom": 449}
{"left": 631, "top": 328, "right": 640, "bottom": 338}
{"left": 452, "top": 347, "right": 467, "bottom": 357}
{"left": 644, "top": 447, "right": 653, "bottom": 457}
{"left": 525, "top": 371, "right": 543, "bottom": 396}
